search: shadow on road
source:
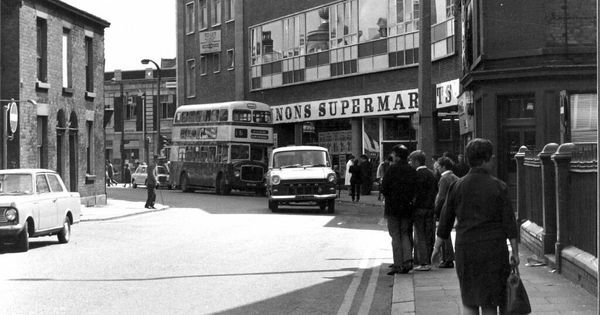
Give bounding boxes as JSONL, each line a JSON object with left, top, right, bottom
{"left": 0, "top": 240, "right": 58, "bottom": 254}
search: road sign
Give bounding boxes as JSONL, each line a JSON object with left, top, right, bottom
{"left": 8, "top": 102, "right": 18, "bottom": 134}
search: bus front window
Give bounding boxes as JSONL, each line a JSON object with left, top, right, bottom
{"left": 253, "top": 110, "right": 272, "bottom": 123}
{"left": 230, "top": 144, "right": 250, "bottom": 160}
{"left": 250, "top": 145, "right": 266, "bottom": 162}
{"left": 233, "top": 109, "right": 252, "bottom": 122}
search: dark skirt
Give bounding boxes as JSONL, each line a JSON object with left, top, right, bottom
{"left": 455, "top": 238, "right": 510, "bottom": 308}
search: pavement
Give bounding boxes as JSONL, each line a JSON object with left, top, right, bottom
{"left": 81, "top": 189, "right": 598, "bottom": 314}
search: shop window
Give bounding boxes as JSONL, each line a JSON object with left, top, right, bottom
{"left": 570, "top": 93, "right": 598, "bottom": 142}
{"left": 383, "top": 117, "right": 414, "bottom": 141}
{"left": 498, "top": 94, "right": 535, "bottom": 119}
{"left": 437, "top": 115, "right": 459, "bottom": 141}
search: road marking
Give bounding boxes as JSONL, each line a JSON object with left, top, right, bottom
{"left": 357, "top": 258, "right": 381, "bottom": 315}
{"left": 337, "top": 251, "right": 371, "bottom": 315}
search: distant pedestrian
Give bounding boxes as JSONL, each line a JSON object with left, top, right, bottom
{"left": 453, "top": 153, "right": 469, "bottom": 178}
{"left": 359, "top": 154, "right": 372, "bottom": 195}
{"left": 409, "top": 150, "right": 437, "bottom": 272}
{"left": 123, "top": 163, "right": 132, "bottom": 188}
{"left": 344, "top": 155, "right": 355, "bottom": 194}
{"left": 348, "top": 158, "right": 362, "bottom": 202}
{"left": 433, "top": 156, "right": 458, "bottom": 268}
{"left": 144, "top": 155, "right": 159, "bottom": 209}
{"left": 382, "top": 145, "right": 417, "bottom": 275}
{"left": 106, "top": 160, "right": 117, "bottom": 185}
{"left": 432, "top": 138, "right": 519, "bottom": 315}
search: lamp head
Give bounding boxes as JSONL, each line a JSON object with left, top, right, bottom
{"left": 141, "top": 59, "right": 150, "bottom": 65}
{"left": 27, "top": 99, "right": 37, "bottom": 105}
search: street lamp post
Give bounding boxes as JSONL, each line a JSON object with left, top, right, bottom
{"left": 141, "top": 59, "right": 161, "bottom": 157}
{"left": 111, "top": 77, "right": 126, "bottom": 182}
{"left": 1, "top": 98, "right": 37, "bottom": 169}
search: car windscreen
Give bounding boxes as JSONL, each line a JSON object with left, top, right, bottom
{"left": 272, "top": 150, "right": 329, "bottom": 168}
{"left": 157, "top": 166, "right": 168, "bottom": 174}
{"left": 0, "top": 174, "right": 33, "bottom": 195}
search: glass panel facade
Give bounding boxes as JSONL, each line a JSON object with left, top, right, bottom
{"left": 249, "top": 0, "right": 454, "bottom": 90}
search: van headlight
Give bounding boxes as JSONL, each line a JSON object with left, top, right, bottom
{"left": 5, "top": 208, "right": 17, "bottom": 221}
{"left": 234, "top": 170, "right": 240, "bottom": 177}
{"left": 327, "top": 173, "right": 336, "bottom": 183}
{"left": 271, "top": 175, "right": 281, "bottom": 185}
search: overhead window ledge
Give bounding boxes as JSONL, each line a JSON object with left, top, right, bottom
{"left": 85, "top": 91, "right": 96, "bottom": 99}
{"left": 36, "top": 81, "right": 50, "bottom": 90}
{"left": 62, "top": 87, "right": 74, "bottom": 95}
{"left": 85, "top": 174, "right": 96, "bottom": 184}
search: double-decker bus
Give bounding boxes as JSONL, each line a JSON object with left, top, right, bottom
{"left": 169, "top": 101, "right": 273, "bottom": 195}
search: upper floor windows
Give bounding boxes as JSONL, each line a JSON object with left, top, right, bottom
{"left": 199, "top": 0, "right": 208, "bottom": 30}
{"left": 37, "top": 17, "right": 48, "bottom": 82}
{"left": 186, "top": 59, "right": 196, "bottom": 98}
{"left": 211, "top": 0, "right": 222, "bottom": 26}
{"left": 62, "top": 28, "right": 72, "bottom": 89}
{"left": 84, "top": 36, "right": 94, "bottom": 92}
{"left": 225, "top": 0, "right": 234, "bottom": 21}
{"left": 186, "top": 2, "right": 195, "bottom": 34}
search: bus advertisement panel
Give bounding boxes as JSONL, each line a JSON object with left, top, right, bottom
{"left": 169, "top": 101, "right": 273, "bottom": 195}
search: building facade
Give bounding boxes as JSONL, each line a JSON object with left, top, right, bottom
{"left": 104, "top": 64, "right": 177, "bottom": 176}
{"left": 177, "top": 0, "right": 463, "bottom": 176}
{"left": 0, "top": 0, "right": 110, "bottom": 205}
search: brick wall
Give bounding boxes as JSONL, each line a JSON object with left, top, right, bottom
{"left": 544, "top": 0, "right": 596, "bottom": 47}
{"left": 4, "top": 0, "right": 108, "bottom": 204}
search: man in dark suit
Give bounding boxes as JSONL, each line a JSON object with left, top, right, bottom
{"left": 144, "top": 155, "right": 158, "bottom": 209}
{"left": 382, "top": 145, "right": 417, "bottom": 275}
{"left": 434, "top": 156, "right": 459, "bottom": 268}
{"left": 409, "top": 150, "right": 437, "bottom": 271}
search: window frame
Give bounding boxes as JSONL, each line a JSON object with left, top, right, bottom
{"left": 227, "top": 49, "right": 235, "bottom": 70}
{"left": 213, "top": 53, "right": 221, "bottom": 73}
{"left": 199, "top": 0, "right": 208, "bottom": 30}
{"left": 200, "top": 55, "right": 208, "bottom": 75}
{"left": 185, "top": 59, "right": 196, "bottom": 98}
{"left": 84, "top": 36, "right": 94, "bottom": 93}
{"left": 62, "top": 28, "right": 72, "bottom": 89}
{"left": 36, "top": 17, "right": 48, "bottom": 83}
{"left": 185, "top": 1, "right": 196, "bottom": 34}
{"left": 225, "top": 0, "right": 235, "bottom": 22}
{"left": 211, "top": 0, "right": 222, "bottom": 26}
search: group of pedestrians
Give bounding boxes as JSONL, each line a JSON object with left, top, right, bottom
{"left": 380, "top": 138, "right": 520, "bottom": 315}
{"left": 344, "top": 154, "right": 373, "bottom": 202}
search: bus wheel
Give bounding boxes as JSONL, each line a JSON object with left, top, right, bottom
{"left": 181, "top": 174, "right": 192, "bottom": 192}
{"left": 219, "top": 177, "right": 231, "bottom": 195}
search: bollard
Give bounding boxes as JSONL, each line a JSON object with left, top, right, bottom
{"left": 552, "top": 142, "right": 575, "bottom": 273}
{"left": 539, "top": 143, "right": 559, "bottom": 257}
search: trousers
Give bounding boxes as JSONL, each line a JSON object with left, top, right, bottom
{"left": 145, "top": 183, "right": 156, "bottom": 208}
{"left": 413, "top": 208, "right": 435, "bottom": 265}
{"left": 387, "top": 215, "right": 413, "bottom": 268}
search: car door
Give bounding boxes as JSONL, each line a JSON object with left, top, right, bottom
{"left": 47, "top": 174, "right": 68, "bottom": 227}
{"left": 36, "top": 174, "right": 57, "bottom": 231}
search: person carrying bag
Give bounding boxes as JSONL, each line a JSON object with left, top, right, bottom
{"left": 505, "top": 263, "right": 531, "bottom": 314}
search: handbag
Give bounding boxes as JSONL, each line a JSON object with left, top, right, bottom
{"left": 505, "top": 266, "right": 531, "bottom": 314}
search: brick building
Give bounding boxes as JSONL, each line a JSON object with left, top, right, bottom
{"left": 0, "top": 0, "right": 110, "bottom": 205}
{"left": 104, "top": 63, "right": 177, "bottom": 175}
{"left": 177, "top": 0, "right": 463, "bottom": 176}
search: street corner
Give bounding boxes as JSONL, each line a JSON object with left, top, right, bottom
{"left": 80, "top": 200, "right": 170, "bottom": 222}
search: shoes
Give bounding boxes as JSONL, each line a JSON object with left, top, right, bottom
{"left": 438, "top": 261, "right": 454, "bottom": 269}
{"left": 387, "top": 265, "right": 411, "bottom": 275}
{"left": 414, "top": 265, "right": 431, "bottom": 271}
{"left": 388, "top": 264, "right": 396, "bottom": 269}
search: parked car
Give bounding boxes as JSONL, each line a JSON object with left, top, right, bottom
{"left": 266, "top": 146, "right": 337, "bottom": 213}
{"left": 0, "top": 169, "right": 81, "bottom": 252}
{"left": 131, "top": 164, "right": 171, "bottom": 189}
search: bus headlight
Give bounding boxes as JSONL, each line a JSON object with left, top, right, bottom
{"left": 271, "top": 175, "right": 281, "bottom": 185}
{"left": 234, "top": 170, "right": 240, "bottom": 177}
{"left": 5, "top": 208, "right": 17, "bottom": 221}
{"left": 327, "top": 173, "right": 336, "bottom": 183}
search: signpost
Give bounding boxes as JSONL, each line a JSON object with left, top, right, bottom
{"left": 8, "top": 102, "right": 18, "bottom": 135}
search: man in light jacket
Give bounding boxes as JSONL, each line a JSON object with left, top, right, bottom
{"left": 434, "top": 156, "right": 459, "bottom": 268}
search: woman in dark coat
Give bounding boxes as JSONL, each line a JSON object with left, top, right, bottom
{"left": 432, "top": 138, "right": 519, "bottom": 315}
{"left": 348, "top": 158, "right": 362, "bottom": 202}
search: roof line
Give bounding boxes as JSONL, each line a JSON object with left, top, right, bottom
{"left": 45, "top": 0, "right": 110, "bottom": 28}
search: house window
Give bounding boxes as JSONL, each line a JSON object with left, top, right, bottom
{"left": 186, "top": 59, "right": 196, "bottom": 98}
{"left": 199, "top": 0, "right": 208, "bottom": 29}
{"left": 570, "top": 93, "right": 598, "bottom": 142}
{"left": 62, "top": 28, "right": 72, "bottom": 88}
{"left": 86, "top": 121, "right": 94, "bottom": 174}
{"left": 225, "top": 0, "right": 234, "bottom": 21}
{"left": 126, "top": 96, "right": 138, "bottom": 120}
{"left": 36, "top": 18, "right": 48, "bottom": 82}
{"left": 227, "top": 49, "right": 235, "bottom": 69}
{"left": 186, "top": 2, "right": 195, "bottom": 34}
{"left": 200, "top": 56, "right": 208, "bottom": 75}
{"left": 85, "top": 36, "right": 94, "bottom": 92}
{"left": 213, "top": 53, "right": 221, "bottom": 73}
{"left": 211, "top": 0, "right": 222, "bottom": 26}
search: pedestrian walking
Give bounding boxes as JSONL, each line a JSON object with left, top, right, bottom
{"left": 344, "top": 155, "right": 355, "bottom": 194}
{"left": 432, "top": 138, "right": 519, "bottom": 315}
{"left": 376, "top": 155, "right": 393, "bottom": 201}
{"left": 144, "top": 155, "right": 159, "bottom": 209}
{"left": 359, "top": 154, "right": 372, "bottom": 195}
{"left": 106, "top": 160, "right": 118, "bottom": 185}
{"left": 433, "top": 156, "right": 458, "bottom": 268}
{"left": 409, "top": 150, "right": 437, "bottom": 272}
{"left": 381, "top": 145, "right": 417, "bottom": 275}
{"left": 348, "top": 158, "right": 362, "bottom": 202}
{"left": 123, "top": 163, "right": 132, "bottom": 188}
{"left": 453, "top": 153, "right": 469, "bottom": 178}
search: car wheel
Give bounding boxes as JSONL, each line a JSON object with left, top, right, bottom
{"left": 219, "top": 176, "right": 231, "bottom": 195}
{"left": 268, "top": 200, "right": 279, "bottom": 212}
{"left": 132, "top": 180, "right": 137, "bottom": 189}
{"left": 319, "top": 201, "right": 327, "bottom": 212}
{"left": 327, "top": 199, "right": 335, "bottom": 214}
{"left": 57, "top": 217, "right": 71, "bottom": 244}
{"left": 16, "top": 223, "right": 29, "bottom": 252}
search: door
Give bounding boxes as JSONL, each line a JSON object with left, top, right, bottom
{"left": 36, "top": 174, "right": 57, "bottom": 230}
{"left": 501, "top": 128, "right": 536, "bottom": 209}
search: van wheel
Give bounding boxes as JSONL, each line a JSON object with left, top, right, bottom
{"left": 327, "top": 199, "right": 335, "bottom": 214}
{"left": 132, "top": 180, "right": 137, "bottom": 189}
{"left": 57, "top": 217, "right": 71, "bottom": 244}
{"left": 269, "top": 200, "right": 279, "bottom": 212}
{"left": 17, "top": 223, "right": 29, "bottom": 252}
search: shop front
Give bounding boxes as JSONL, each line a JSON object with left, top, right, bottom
{"left": 272, "top": 79, "right": 459, "bottom": 177}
